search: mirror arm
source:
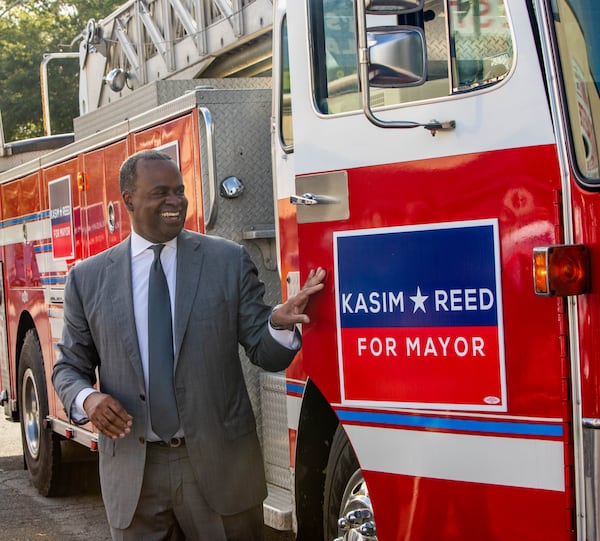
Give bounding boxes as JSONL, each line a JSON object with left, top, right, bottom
{"left": 356, "top": 1, "right": 455, "bottom": 135}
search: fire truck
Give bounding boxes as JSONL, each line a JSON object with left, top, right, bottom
{"left": 0, "top": 0, "right": 599, "bottom": 539}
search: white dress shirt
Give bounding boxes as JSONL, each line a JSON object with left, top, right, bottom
{"left": 72, "top": 230, "right": 297, "bottom": 437}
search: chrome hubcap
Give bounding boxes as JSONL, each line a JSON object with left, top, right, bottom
{"left": 22, "top": 368, "right": 41, "bottom": 459}
{"left": 335, "top": 470, "right": 377, "bottom": 541}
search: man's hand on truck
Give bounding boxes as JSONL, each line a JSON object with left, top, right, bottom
{"left": 269, "top": 267, "right": 326, "bottom": 331}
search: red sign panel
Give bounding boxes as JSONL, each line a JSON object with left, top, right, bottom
{"left": 48, "top": 176, "right": 74, "bottom": 260}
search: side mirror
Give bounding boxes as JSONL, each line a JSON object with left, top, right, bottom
{"left": 365, "top": 0, "right": 424, "bottom": 14}
{"left": 367, "top": 26, "right": 426, "bottom": 87}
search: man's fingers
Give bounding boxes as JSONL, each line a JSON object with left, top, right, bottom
{"left": 293, "top": 282, "right": 325, "bottom": 311}
{"left": 85, "top": 393, "right": 132, "bottom": 439}
{"left": 269, "top": 267, "right": 326, "bottom": 328}
{"left": 100, "top": 405, "right": 132, "bottom": 438}
{"left": 103, "top": 404, "right": 132, "bottom": 427}
{"left": 302, "top": 267, "right": 326, "bottom": 289}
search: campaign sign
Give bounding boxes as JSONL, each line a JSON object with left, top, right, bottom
{"left": 48, "top": 176, "right": 74, "bottom": 260}
{"left": 334, "top": 219, "right": 506, "bottom": 411}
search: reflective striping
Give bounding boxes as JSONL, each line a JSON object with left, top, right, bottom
{"left": 40, "top": 277, "right": 67, "bottom": 285}
{"left": 336, "top": 409, "right": 563, "bottom": 438}
{"left": 0, "top": 211, "right": 49, "bottom": 228}
{"left": 0, "top": 215, "right": 68, "bottom": 279}
{"left": 286, "top": 382, "right": 304, "bottom": 396}
{"left": 345, "top": 424, "right": 565, "bottom": 492}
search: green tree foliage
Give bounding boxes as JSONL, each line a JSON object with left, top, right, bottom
{"left": 0, "top": 0, "right": 122, "bottom": 141}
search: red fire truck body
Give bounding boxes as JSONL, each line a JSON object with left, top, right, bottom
{"left": 1, "top": 0, "right": 600, "bottom": 540}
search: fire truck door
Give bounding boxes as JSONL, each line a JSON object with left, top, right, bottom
{"left": 287, "top": 0, "right": 577, "bottom": 538}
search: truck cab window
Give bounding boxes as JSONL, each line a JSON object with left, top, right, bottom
{"left": 280, "top": 16, "right": 293, "bottom": 148}
{"left": 311, "top": 0, "right": 514, "bottom": 115}
{"left": 448, "top": 0, "right": 513, "bottom": 92}
{"left": 552, "top": 0, "right": 600, "bottom": 182}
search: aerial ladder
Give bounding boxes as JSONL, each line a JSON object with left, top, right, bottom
{"left": 78, "top": 0, "right": 273, "bottom": 114}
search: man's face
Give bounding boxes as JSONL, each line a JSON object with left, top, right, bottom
{"left": 122, "top": 158, "right": 188, "bottom": 243}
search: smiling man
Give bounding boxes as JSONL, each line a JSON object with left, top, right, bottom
{"left": 52, "top": 149, "right": 325, "bottom": 541}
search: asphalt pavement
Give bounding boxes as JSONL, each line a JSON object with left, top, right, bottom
{"left": 0, "top": 417, "right": 295, "bottom": 540}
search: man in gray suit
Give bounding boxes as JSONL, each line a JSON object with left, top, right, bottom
{"left": 52, "top": 149, "right": 325, "bottom": 540}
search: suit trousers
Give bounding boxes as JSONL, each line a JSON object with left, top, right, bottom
{"left": 109, "top": 443, "right": 265, "bottom": 541}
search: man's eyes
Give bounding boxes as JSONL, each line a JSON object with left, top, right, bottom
{"left": 150, "top": 187, "right": 185, "bottom": 196}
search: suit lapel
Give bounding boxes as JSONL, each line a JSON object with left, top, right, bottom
{"left": 174, "top": 231, "right": 205, "bottom": 365}
{"left": 108, "top": 238, "right": 145, "bottom": 383}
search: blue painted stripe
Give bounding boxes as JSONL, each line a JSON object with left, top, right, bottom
{"left": 286, "top": 383, "right": 305, "bottom": 395}
{"left": 34, "top": 244, "right": 52, "bottom": 253}
{"left": 41, "top": 277, "right": 66, "bottom": 285}
{"left": 0, "top": 211, "right": 50, "bottom": 227}
{"left": 335, "top": 409, "right": 563, "bottom": 437}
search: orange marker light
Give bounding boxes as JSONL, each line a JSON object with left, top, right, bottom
{"left": 77, "top": 171, "right": 87, "bottom": 192}
{"left": 533, "top": 245, "right": 590, "bottom": 296}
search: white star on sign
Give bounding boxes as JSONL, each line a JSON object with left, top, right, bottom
{"left": 410, "top": 287, "right": 428, "bottom": 313}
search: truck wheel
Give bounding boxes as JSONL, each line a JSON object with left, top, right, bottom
{"left": 323, "top": 425, "right": 377, "bottom": 541}
{"left": 18, "top": 329, "right": 63, "bottom": 496}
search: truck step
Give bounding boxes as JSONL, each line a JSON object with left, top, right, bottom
{"left": 263, "top": 483, "right": 293, "bottom": 531}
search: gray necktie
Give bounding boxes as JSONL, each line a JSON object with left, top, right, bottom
{"left": 148, "top": 244, "right": 179, "bottom": 442}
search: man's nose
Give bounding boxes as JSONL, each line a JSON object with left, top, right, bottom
{"left": 165, "top": 193, "right": 184, "bottom": 205}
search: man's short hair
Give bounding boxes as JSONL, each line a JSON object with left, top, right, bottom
{"left": 119, "top": 150, "right": 175, "bottom": 193}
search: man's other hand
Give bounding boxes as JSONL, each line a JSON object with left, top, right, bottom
{"left": 84, "top": 392, "right": 133, "bottom": 439}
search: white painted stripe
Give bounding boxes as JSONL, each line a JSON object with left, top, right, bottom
{"left": 36, "top": 252, "right": 68, "bottom": 274}
{"left": 27, "top": 219, "right": 50, "bottom": 243}
{"left": 1, "top": 218, "right": 51, "bottom": 244}
{"left": 345, "top": 424, "right": 565, "bottom": 492}
{"left": 2, "top": 223, "right": 27, "bottom": 244}
{"left": 287, "top": 395, "right": 301, "bottom": 431}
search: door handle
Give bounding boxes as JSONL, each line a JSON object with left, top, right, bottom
{"left": 290, "top": 193, "right": 338, "bottom": 205}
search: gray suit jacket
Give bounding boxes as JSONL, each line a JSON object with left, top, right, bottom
{"left": 52, "top": 229, "right": 300, "bottom": 529}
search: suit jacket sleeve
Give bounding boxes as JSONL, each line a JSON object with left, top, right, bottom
{"left": 52, "top": 265, "right": 101, "bottom": 419}
{"left": 236, "top": 245, "right": 301, "bottom": 372}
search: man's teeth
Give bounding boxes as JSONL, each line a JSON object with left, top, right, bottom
{"left": 162, "top": 211, "right": 179, "bottom": 217}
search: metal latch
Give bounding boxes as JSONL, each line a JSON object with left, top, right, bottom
{"left": 290, "top": 193, "right": 339, "bottom": 205}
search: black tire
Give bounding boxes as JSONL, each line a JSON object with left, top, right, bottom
{"left": 323, "top": 425, "right": 377, "bottom": 541}
{"left": 18, "top": 329, "right": 64, "bottom": 496}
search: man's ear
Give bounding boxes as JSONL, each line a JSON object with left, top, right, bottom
{"left": 123, "top": 192, "right": 134, "bottom": 212}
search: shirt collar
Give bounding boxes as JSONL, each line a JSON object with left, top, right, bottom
{"left": 130, "top": 230, "right": 178, "bottom": 258}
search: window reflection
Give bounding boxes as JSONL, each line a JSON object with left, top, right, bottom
{"left": 553, "top": 0, "right": 600, "bottom": 181}
{"left": 311, "top": 0, "right": 514, "bottom": 115}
